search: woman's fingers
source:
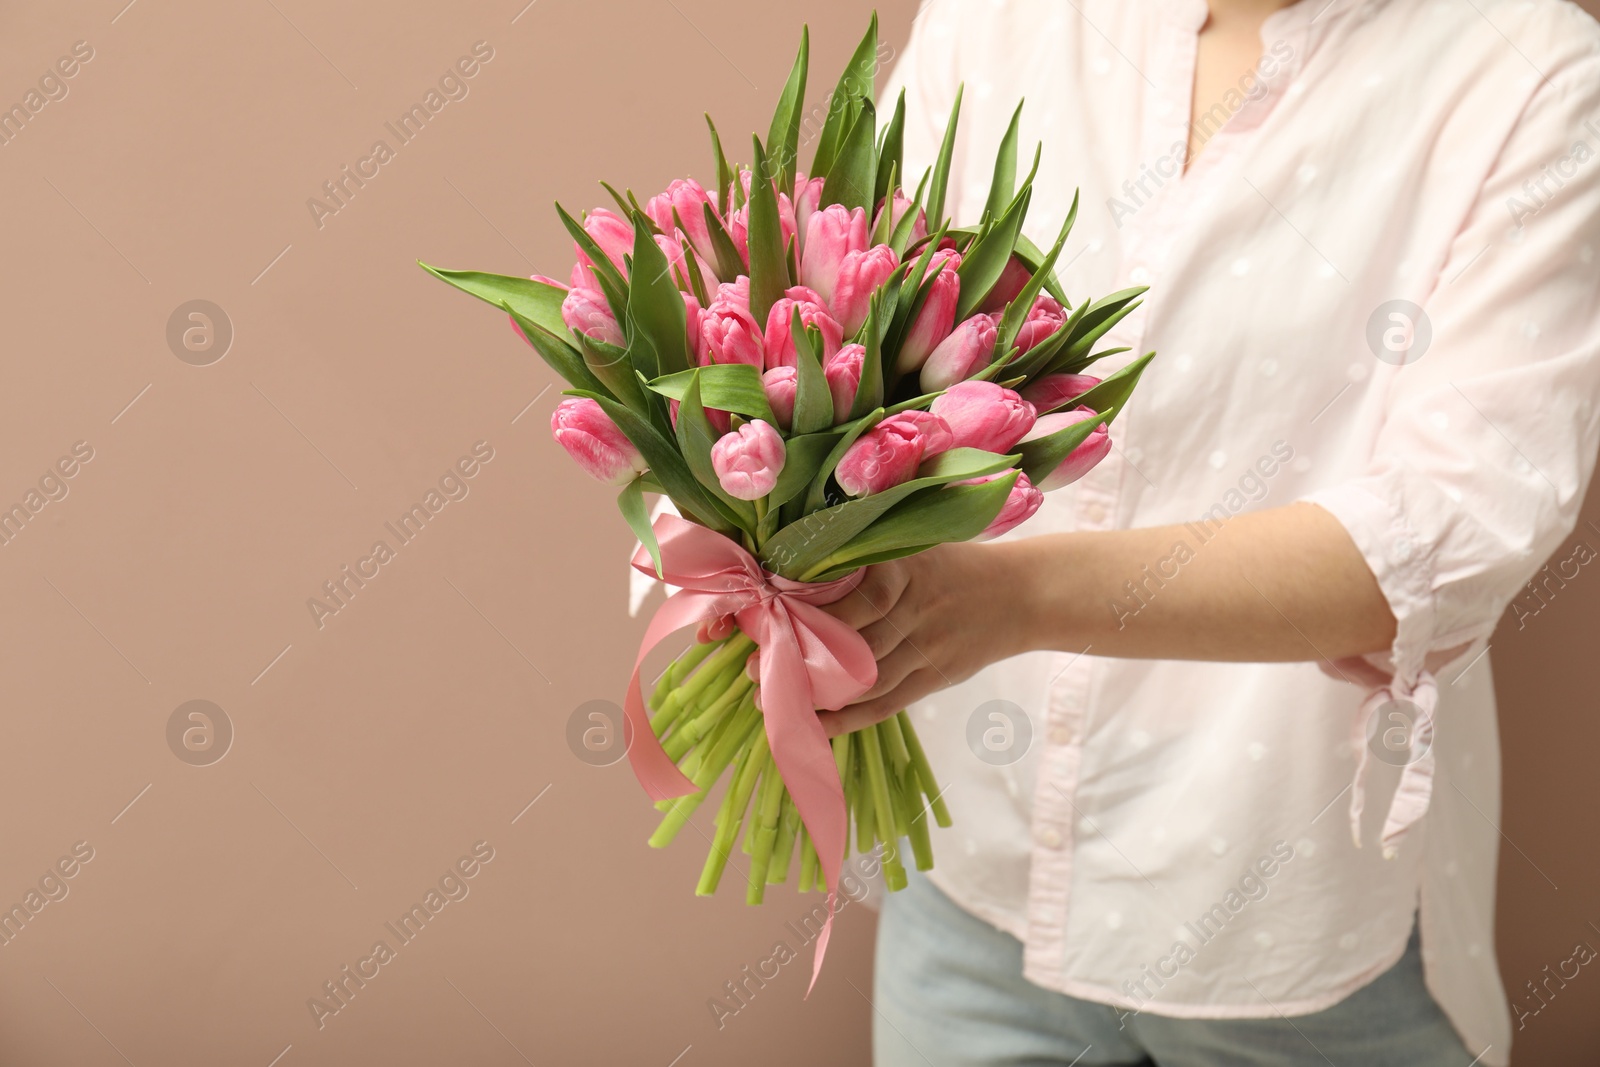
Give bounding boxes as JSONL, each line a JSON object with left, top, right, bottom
{"left": 818, "top": 667, "right": 941, "bottom": 737}
{"left": 821, "top": 561, "right": 910, "bottom": 631}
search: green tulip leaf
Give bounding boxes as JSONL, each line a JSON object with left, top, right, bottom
{"left": 1017, "top": 406, "right": 1115, "bottom": 484}
{"left": 648, "top": 364, "right": 776, "bottom": 423}
{"left": 926, "top": 84, "right": 964, "bottom": 230}
{"left": 766, "top": 26, "right": 810, "bottom": 198}
{"left": 810, "top": 472, "right": 1019, "bottom": 579}
{"left": 618, "top": 477, "right": 663, "bottom": 579}
{"left": 419, "top": 265, "right": 567, "bottom": 337}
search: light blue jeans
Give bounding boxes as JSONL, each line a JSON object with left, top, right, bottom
{"left": 874, "top": 868, "right": 1478, "bottom": 1067}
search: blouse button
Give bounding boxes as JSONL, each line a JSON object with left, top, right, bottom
{"left": 1083, "top": 502, "right": 1108, "bottom": 525}
{"left": 1129, "top": 266, "right": 1151, "bottom": 285}
{"left": 1036, "top": 826, "right": 1065, "bottom": 849}
{"left": 1049, "top": 726, "right": 1072, "bottom": 746}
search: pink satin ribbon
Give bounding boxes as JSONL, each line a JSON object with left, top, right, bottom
{"left": 625, "top": 514, "right": 878, "bottom": 993}
{"left": 1328, "top": 657, "right": 1438, "bottom": 859}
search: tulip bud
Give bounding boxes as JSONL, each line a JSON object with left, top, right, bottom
{"left": 655, "top": 233, "right": 719, "bottom": 296}
{"left": 1021, "top": 407, "right": 1112, "bottom": 491}
{"left": 831, "top": 244, "right": 901, "bottom": 337}
{"left": 726, "top": 181, "right": 798, "bottom": 268}
{"left": 698, "top": 282, "right": 765, "bottom": 368}
{"left": 834, "top": 410, "right": 954, "bottom": 497}
{"left": 645, "top": 178, "right": 716, "bottom": 263}
{"left": 1015, "top": 295, "right": 1068, "bottom": 354}
{"left": 896, "top": 249, "right": 962, "bottom": 373}
{"left": 919, "top": 313, "right": 999, "bottom": 391}
{"left": 681, "top": 291, "right": 703, "bottom": 356}
{"left": 762, "top": 366, "right": 798, "bottom": 431}
{"left": 930, "top": 381, "right": 1037, "bottom": 453}
{"left": 824, "top": 344, "right": 866, "bottom": 423}
{"left": 793, "top": 175, "right": 826, "bottom": 244}
{"left": 977, "top": 256, "right": 1033, "bottom": 315}
{"left": 550, "top": 398, "right": 647, "bottom": 486}
{"left": 1020, "top": 373, "right": 1102, "bottom": 412}
{"left": 579, "top": 207, "right": 634, "bottom": 274}
{"left": 710, "top": 419, "right": 786, "bottom": 500}
{"left": 561, "top": 287, "right": 625, "bottom": 347}
{"left": 968, "top": 470, "right": 1044, "bottom": 541}
{"left": 764, "top": 286, "right": 844, "bottom": 370}
{"left": 569, "top": 259, "right": 599, "bottom": 291}
{"left": 874, "top": 189, "right": 928, "bottom": 244}
{"left": 668, "top": 397, "right": 732, "bottom": 436}
{"left": 798, "top": 204, "right": 869, "bottom": 304}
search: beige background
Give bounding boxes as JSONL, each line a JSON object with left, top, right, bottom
{"left": 1, "top": 1, "right": 1597, "bottom": 1064}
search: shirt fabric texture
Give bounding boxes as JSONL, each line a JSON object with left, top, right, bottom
{"left": 877, "top": 1, "right": 1600, "bottom": 1063}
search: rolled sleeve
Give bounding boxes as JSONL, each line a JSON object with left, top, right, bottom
{"left": 1307, "top": 56, "right": 1600, "bottom": 686}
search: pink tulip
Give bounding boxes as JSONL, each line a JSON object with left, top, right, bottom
{"left": 727, "top": 179, "right": 798, "bottom": 268}
{"left": 799, "top": 204, "right": 869, "bottom": 304}
{"left": 645, "top": 178, "right": 716, "bottom": 263}
{"left": 561, "top": 287, "right": 624, "bottom": 347}
{"left": 930, "top": 381, "right": 1037, "bottom": 453}
{"left": 529, "top": 274, "right": 568, "bottom": 290}
{"left": 874, "top": 189, "right": 928, "bottom": 244}
{"left": 655, "top": 233, "right": 719, "bottom": 296}
{"left": 1021, "top": 407, "right": 1112, "bottom": 491}
{"left": 550, "top": 398, "right": 647, "bottom": 486}
{"left": 793, "top": 175, "right": 826, "bottom": 245}
{"left": 710, "top": 419, "right": 786, "bottom": 500}
{"left": 764, "top": 286, "right": 844, "bottom": 369}
{"left": 577, "top": 207, "right": 634, "bottom": 276}
{"left": 968, "top": 470, "right": 1044, "bottom": 541}
{"left": 1021, "top": 373, "right": 1101, "bottom": 412}
{"left": 978, "top": 256, "right": 1033, "bottom": 315}
{"left": 825, "top": 344, "right": 866, "bottom": 423}
{"left": 681, "top": 291, "right": 703, "bottom": 356}
{"left": 896, "top": 248, "right": 962, "bottom": 373}
{"left": 831, "top": 244, "right": 901, "bottom": 337}
{"left": 762, "top": 366, "right": 798, "bottom": 431}
{"left": 1015, "top": 295, "right": 1068, "bottom": 354}
{"left": 569, "top": 259, "right": 599, "bottom": 291}
{"left": 834, "top": 410, "right": 954, "bottom": 497}
{"left": 698, "top": 284, "right": 765, "bottom": 368}
{"left": 919, "top": 313, "right": 1000, "bottom": 391}
{"left": 667, "top": 397, "right": 731, "bottom": 436}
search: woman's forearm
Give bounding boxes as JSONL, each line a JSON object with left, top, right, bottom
{"left": 1003, "top": 501, "right": 1397, "bottom": 663}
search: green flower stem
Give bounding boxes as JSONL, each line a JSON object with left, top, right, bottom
{"left": 853, "top": 735, "right": 876, "bottom": 854}
{"left": 664, "top": 673, "right": 752, "bottom": 763}
{"left": 897, "top": 710, "right": 952, "bottom": 828}
{"left": 650, "top": 638, "right": 715, "bottom": 710}
{"left": 904, "top": 775, "right": 936, "bottom": 871}
{"left": 768, "top": 792, "right": 800, "bottom": 884}
{"left": 650, "top": 693, "right": 760, "bottom": 849}
{"left": 746, "top": 751, "right": 789, "bottom": 903}
{"left": 878, "top": 713, "right": 912, "bottom": 773}
{"left": 697, "top": 728, "right": 770, "bottom": 896}
{"left": 651, "top": 635, "right": 754, "bottom": 733}
{"left": 833, "top": 734, "right": 854, "bottom": 859}
{"left": 797, "top": 827, "right": 819, "bottom": 892}
{"left": 859, "top": 726, "right": 907, "bottom": 890}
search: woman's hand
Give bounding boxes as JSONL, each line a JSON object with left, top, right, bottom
{"left": 815, "top": 541, "right": 1033, "bottom": 736}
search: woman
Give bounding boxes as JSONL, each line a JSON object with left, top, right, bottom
{"left": 825, "top": 0, "right": 1600, "bottom": 1063}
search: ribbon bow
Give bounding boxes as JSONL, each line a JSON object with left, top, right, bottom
{"left": 624, "top": 514, "right": 878, "bottom": 992}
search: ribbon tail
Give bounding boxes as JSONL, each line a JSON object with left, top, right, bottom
{"left": 751, "top": 605, "right": 850, "bottom": 998}
{"left": 623, "top": 590, "right": 727, "bottom": 802}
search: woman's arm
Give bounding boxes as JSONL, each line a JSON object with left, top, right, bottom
{"left": 816, "top": 500, "right": 1395, "bottom": 735}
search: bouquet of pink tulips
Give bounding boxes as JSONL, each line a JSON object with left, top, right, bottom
{"left": 422, "top": 14, "right": 1150, "bottom": 970}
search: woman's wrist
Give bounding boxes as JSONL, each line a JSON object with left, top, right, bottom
{"left": 989, "top": 534, "right": 1078, "bottom": 658}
